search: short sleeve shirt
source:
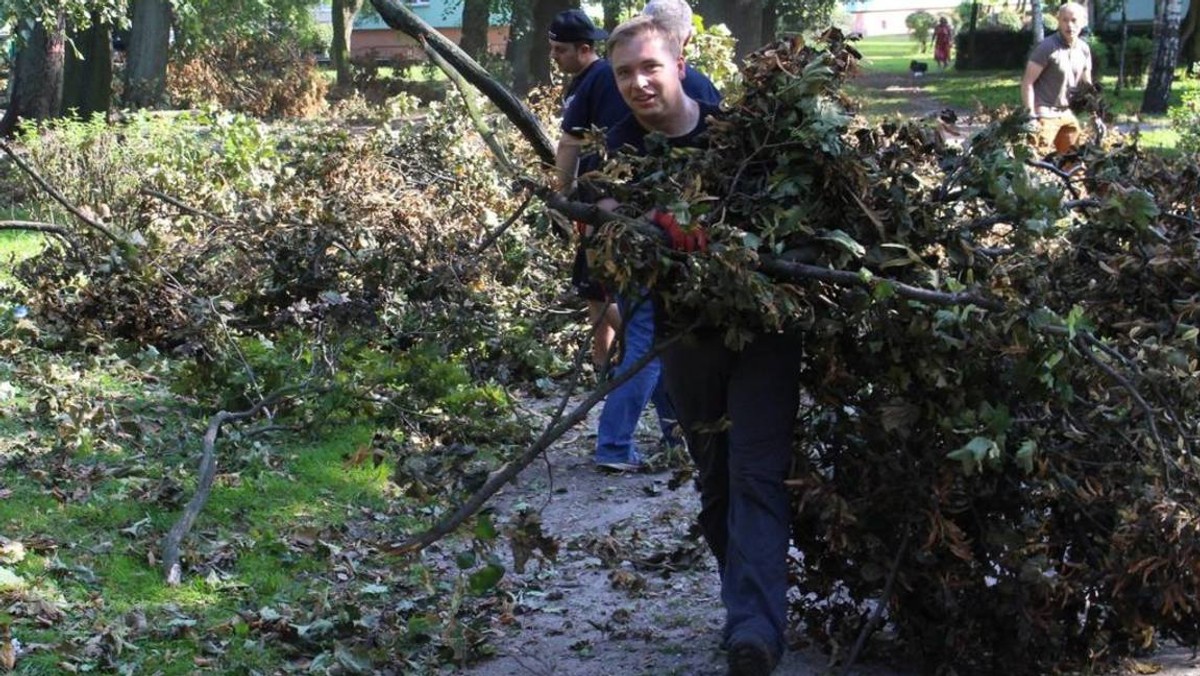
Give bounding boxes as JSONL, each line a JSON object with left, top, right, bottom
{"left": 1028, "top": 33, "right": 1091, "bottom": 112}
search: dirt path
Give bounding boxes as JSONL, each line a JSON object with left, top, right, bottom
{"left": 451, "top": 395, "right": 909, "bottom": 676}
{"left": 850, "top": 71, "right": 952, "bottom": 120}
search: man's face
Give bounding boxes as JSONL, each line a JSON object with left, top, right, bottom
{"left": 1057, "top": 8, "right": 1085, "bottom": 44}
{"left": 550, "top": 40, "right": 589, "bottom": 74}
{"left": 610, "top": 32, "right": 685, "bottom": 126}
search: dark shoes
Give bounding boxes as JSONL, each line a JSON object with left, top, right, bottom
{"left": 727, "top": 635, "right": 778, "bottom": 676}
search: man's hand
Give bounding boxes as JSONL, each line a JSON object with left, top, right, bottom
{"left": 651, "top": 210, "right": 707, "bottom": 253}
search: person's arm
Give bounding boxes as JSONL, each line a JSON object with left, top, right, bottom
{"left": 1021, "top": 61, "right": 1045, "bottom": 116}
{"left": 554, "top": 132, "right": 584, "bottom": 194}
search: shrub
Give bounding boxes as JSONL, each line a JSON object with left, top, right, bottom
{"left": 905, "top": 10, "right": 937, "bottom": 52}
{"left": 167, "top": 37, "right": 327, "bottom": 118}
{"left": 1171, "top": 88, "right": 1200, "bottom": 154}
{"left": 688, "top": 17, "right": 739, "bottom": 96}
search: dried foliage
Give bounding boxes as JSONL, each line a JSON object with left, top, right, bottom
{"left": 585, "top": 29, "right": 1200, "bottom": 674}
{"left": 166, "top": 37, "right": 328, "bottom": 118}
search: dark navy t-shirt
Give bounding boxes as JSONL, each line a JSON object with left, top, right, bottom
{"left": 605, "top": 101, "right": 722, "bottom": 156}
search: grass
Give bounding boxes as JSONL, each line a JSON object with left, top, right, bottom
{"left": 0, "top": 208, "right": 46, "bottom": 287}
{"left": 851, "top": 34, "right": 1197, "bottom": 149}
{"left": 0, "top": 346, "right": 449, "bottom": 673}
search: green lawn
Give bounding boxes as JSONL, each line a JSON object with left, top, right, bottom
{"left": 851, "top": 34, "right": 1197, "bottom": 149}
{"left": 0, "top": 208, "right": 47, "bottom": 288}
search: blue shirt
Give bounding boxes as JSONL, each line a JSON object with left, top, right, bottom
{"left": 605, "top": 101, "right": 722, "bottom": 156}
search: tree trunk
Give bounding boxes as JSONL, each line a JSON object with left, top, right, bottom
{"left": 1180, "top": 0, "right": 1199, "bottom": 70}
{"left": 696, "top": 0, "right": 727, "bottom": 28}
{"left": 0, "top": 15, "right": 66, "bottom": 137}
{"left": 62, "top": 13, "right": 113, "bottom": 119}
{"left": 125, "top": 0, "right": 171, "bottom": 108}
{"left": 1031, "top": 0, "right": 1045, "bottom": 46}
{"left": 762, "top": 0, "right": 779, "bottom": 43}
{"left": 530, "top": 0, "right": 574, "bottom": 87}
{"left": 460, "top": 0, "right": 491, "bottom": 59}
{"left": 726, "top": 0, "right": 765, "bottom": 59}
{"left": 602, "top": 0, "right": 622, "bottom": 32}
{"left": 1141, "top": 0, "right": 1183, "bottom": 114}
{"left": 332, "top": 0, "right": 364, "bottom": 88}
{"left": 507, "top": 0, "right": 534, "bottom": 95}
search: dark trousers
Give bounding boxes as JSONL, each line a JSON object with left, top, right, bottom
{"left": 661, "top": 330, "right": 802, "bottom": 658}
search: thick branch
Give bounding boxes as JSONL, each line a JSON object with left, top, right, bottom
{"left": 391, "top": 333, "right": 682, "bottom": 555}
{"left": 369, "top": 0, "right": 555, "bottom": 165}
{"left": 139, "top": 188, "right": 229, "bottom": 225}
{"left": 162, "top": 387, "right": 303, "bottom": 584}
{"left": 0, "top": 140, "right": 128, "bottom": 247}
{"left": 0, "top": 220, "right": 76, "bottom": 242}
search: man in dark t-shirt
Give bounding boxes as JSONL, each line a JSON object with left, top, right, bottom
{"left": 599, "top": 16, "right": 801, "bottom": 676}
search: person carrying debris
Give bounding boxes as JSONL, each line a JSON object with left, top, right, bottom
{"left": 1021, "top": 2, "right": 1093, "bottom": 156}
{"left": 597, "top": 15, "right": 802, "bottom": 675}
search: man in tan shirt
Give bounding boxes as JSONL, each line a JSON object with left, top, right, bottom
{"left": 1021, "top": 2, "right": 1092, "bottom": 155}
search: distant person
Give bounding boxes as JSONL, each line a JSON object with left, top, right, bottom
{"left": 1020, "top": 2, "right": 1092, "bottom": 155}
{"left": 933, "top": 17, "right": 953, "bottom": 70}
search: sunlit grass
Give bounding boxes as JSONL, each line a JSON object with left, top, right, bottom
{"left": 0, "top": 206, "right": 46, "bottom": 287}
{"left": 853, "top": 35, "right": 930, "bottom": 75}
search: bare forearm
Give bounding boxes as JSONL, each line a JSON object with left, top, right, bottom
{"left": 554, "top": 135, "right": 582, "bottom": 194}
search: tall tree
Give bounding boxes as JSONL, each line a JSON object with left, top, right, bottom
{"left": 726, "top": 0, "right": 765, "bottom": 58}
{"left": 459, "top": 0, "right": 491, "bottom": 59}
{"left": 507, "top": 0, "right": 534, "bottom": 94}
{"left": 62, "top": 12, "right": 114, "bottom": 118}
{"left": 1180, "top": 0, "right": 1199, "bottom": 73}
{"left": 332, "top": 0, "right": 365, "bottom": 88}
{"left": 1030, "top": 0, "right": 1045, "bottom": 46}
{"left": 0, "top": 15, "right": 67, "bottom": 137}
{"left": 601, "top": 0, "right": 623, "bottom": 32}
{"left": 124, "top": 0, "right": 171, "bottom": 108}
{"left": 1141, "top": 0, "right": 1184, "bottom": 113}
{"left": 530, "top": 0, "right": 575, "bottom": 87}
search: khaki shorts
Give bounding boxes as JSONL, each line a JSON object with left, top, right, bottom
{"left": 1037, "top": 112, "right": 1081, "bottom": 155}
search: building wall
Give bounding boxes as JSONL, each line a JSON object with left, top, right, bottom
{"left": 352, "top": 26, "right": 510, "bottom": 61}
{"left": 843, "top": 0, "right": 960, "bottom": 35}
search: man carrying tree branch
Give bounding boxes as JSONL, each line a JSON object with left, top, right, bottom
{"left": 598, "top": 15, "right": 803, "bottom": 675}
{"left": 1021, "top": 2, "right": 1092, "bottom": 156}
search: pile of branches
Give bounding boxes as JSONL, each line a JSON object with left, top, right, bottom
{"left": 585, "top": 29, "right": 1200, "bottom": 674}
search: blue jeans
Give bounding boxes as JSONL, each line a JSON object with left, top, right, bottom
{"left": 661, "top": 330, "right": 803, "bottom": 661}
{"left": 594, "top": 295, "right": 681, "bottom": 464}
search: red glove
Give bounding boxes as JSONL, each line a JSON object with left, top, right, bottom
{"left": 651, "top": 210, "right": 707, "bottom": 253}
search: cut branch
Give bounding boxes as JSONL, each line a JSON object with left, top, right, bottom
{"left": 369, "top": 0, "right": 555, "bottom": 165}
{"left": 162, "top": 386, "right": 304, "bottom": 584}
{"left": 0, "top": 220, "right": 76, "bottom": 243}
{"left": 391, "top": 333, "right": 683, "bottom": 555}
{"left": 473, "top": 188, "right": 535, "bottom": 255}
{"left": 139, "top": 188, "right": 229, "bottom": 225}
{"left": 0, "top": 140, "right": 128, "bottom": 247}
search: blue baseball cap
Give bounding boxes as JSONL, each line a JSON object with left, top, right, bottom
{"left": 549, "top": 9, "right": 608, "bottom": 43}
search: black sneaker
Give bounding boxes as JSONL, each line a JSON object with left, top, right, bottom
{"left": 727, "top": 635, "right": 777, "bottom": 676}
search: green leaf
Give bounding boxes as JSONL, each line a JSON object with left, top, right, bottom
{"left": 1015, "top": 440, "right": 1038, "bottom": 473}
{"left": 474, "top": 514, "right": 497, "bottom": 541}
{"left": 468, "top": 562, "right": 505, "bottom": 595}
{"left": 455, "top": 550, "right": 477, "bottom": 570}
{"left": 817, "top": 229, "right": 865, "bottom": 258}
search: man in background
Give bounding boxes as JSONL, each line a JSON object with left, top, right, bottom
{"left": 1021, "top": 2, "right": 1092, "bottom": 156}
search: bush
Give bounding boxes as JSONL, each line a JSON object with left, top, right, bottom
{"left": 905, "top": 10, "right": 937, "bottom": 52}
{"left": 955, "top": 30, "right": 1037, "bottom": 69}
{"left": 167, "top": 37, "right": 328, "bottom": 118}
{"left": 1087, "top": 35, "right": 1108, "bottom": 80}
{"left": 1171, "top": 88, "right": 1200, "bottom": 154}
{"left": 984, "top": 8, "right": 1024, "bottom": 32}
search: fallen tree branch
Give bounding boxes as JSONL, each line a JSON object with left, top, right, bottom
{"left": 162, "top": 386, "right": 305, "bottom": 584}
{"left": 369, "top": 0, "right": 555, "bottom": 165}
{"left": 0, "top": 220, "right": 76, "bottom": 242}
{"left": 390, "top": 333, "right": 683, "bottom": 555}
{"left": 840, "top": 531, "right": 911, "bottom": 676}
{"left": 473, "top": 187, "right": 535, "bottom": 255}
{"left": 0, "top": 140, "right": 129, "bottom": 248}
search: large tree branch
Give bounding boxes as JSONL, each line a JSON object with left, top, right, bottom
{"left": 369, "top": 0, "right": 555, "bottom": 165}
{"left": 0, "top": 221, "right": 77, "bottom": 243}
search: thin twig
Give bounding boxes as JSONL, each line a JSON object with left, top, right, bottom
{"left": 138, "top": 188, "right": 229, "bottom": 225}
{"left": 0, "top": 140, "right": 128, "bottom": 247}
{"left": 162, "top": 385, "right": 306, "bottom": 584}
{"left": 472, "top": 188, "right": 535, "bottom": 256}
{"left": 1072, "top": 334, "right": 1174, "bottom": 490}
{"left": 840, "top": 531, "right": 911, "bottom": 676}
{"left": 390, "top": 333, "right": 684, "bottom": 555}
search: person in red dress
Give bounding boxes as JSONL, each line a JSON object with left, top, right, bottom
{"left": 933, "top": 17, "right": 953, "bottom": 70}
